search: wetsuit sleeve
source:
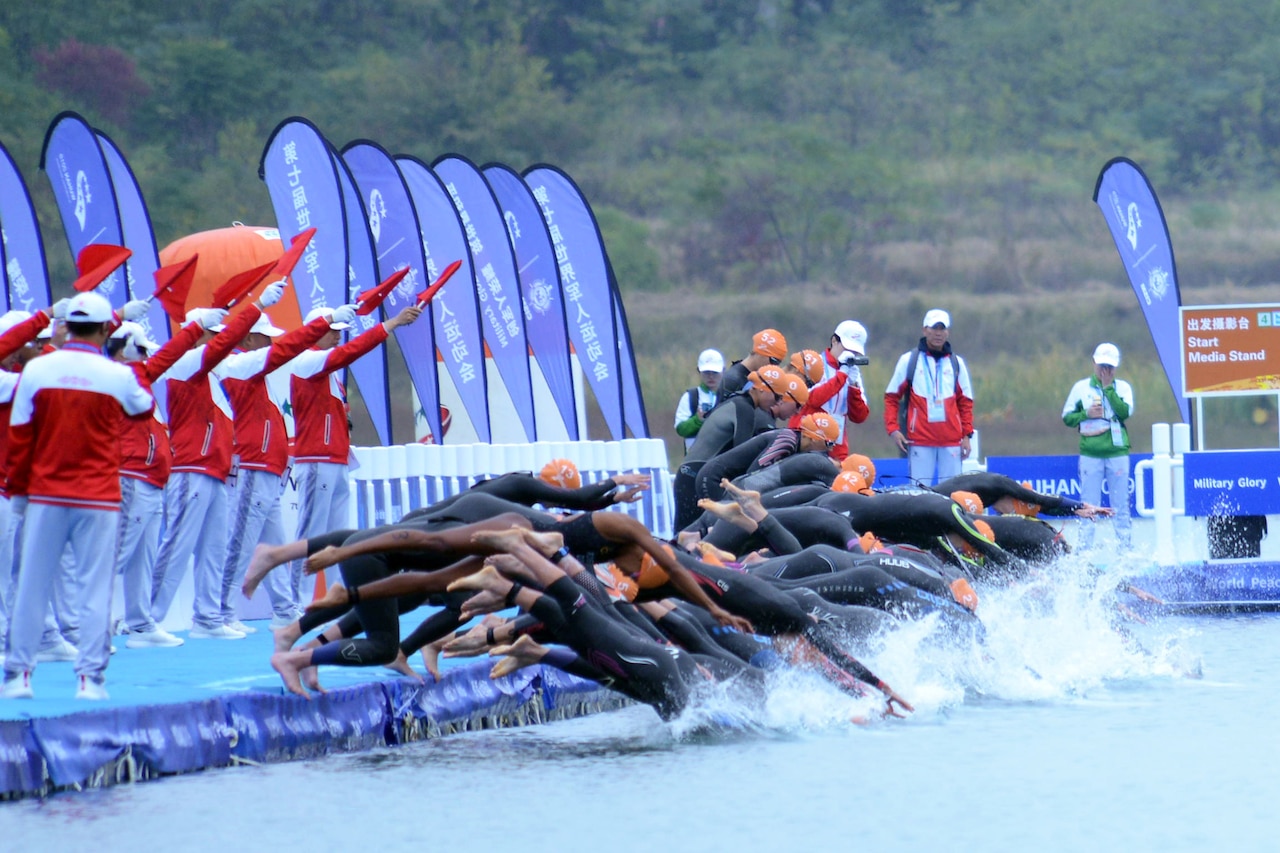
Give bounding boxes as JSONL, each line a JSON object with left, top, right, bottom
{"left": 730, "top": 395, "right": 757, "bottom": 448}
{"left": 751, "top": 429, "right": 797, "bottom": 470}
{"left": 755, "top": 513, "right": 803, "bottom": 555}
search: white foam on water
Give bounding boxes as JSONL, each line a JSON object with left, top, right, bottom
{"left": 668, "top": 549, "right": 1203, "bottom": 737}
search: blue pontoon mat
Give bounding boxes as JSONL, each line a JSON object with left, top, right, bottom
{"left": 0, "top": 612, "right": 625, "bottom": 799}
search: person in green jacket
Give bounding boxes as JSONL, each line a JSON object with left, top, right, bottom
{"left": 674, "top": 349, "right": 723, "bottom": 452}
{"left": 1062, "top": 343, "right": 1134, "bottom": 549}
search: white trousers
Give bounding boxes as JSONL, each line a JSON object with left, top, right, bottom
{"left": 151, "top": 471, "right": 228, "bottom": 629}
{"left": 222, "top": 468, "right": 295, "bottom": 623}
{"left": 4, "top": 502, "right": 119, "bottom": 682}
{"left": 116, "top": 477, "right": 164, "bottom": 633}
{"left": 1078, "top": 454, "right": 1132, "bottom": 549}
{"left": 909, "top": 444, "right": 963, "bottom": 486}
{"left": 291, "top": 461, "right": 350, "bottom": 598}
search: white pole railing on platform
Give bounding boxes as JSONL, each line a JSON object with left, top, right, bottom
{"left": 1135, "top": 423, "right": 1185, "bottom": 565}
{"left": 345, "top": 439, "right": 676, "bottom": 539}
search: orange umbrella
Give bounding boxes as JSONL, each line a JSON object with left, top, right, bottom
{"left": 158, "top": 224, "right": 304, "bottom": 333}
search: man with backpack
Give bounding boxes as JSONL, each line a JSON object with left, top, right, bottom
{"left": 673, "top": 349, "right": 723, "bottom": 452}
{"left": 883, "top": 309, "right": 974, "bottom": 486}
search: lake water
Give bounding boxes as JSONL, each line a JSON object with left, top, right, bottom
{"left": 3, "top": 554, "right": 1278, "bottom": 851}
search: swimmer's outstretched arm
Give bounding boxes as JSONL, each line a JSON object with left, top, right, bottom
{"left": 305, "top": 555, "right": 487, "bottom": 613}
{"left": 593, "top": 512, "right": 754, "bottom": 634}
{"left": 304, "top": 513, "right": 535, "bottom": 573}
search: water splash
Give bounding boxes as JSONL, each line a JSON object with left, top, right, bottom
{"left": 669, "top": 549, "right": 1202, "bottom": 736}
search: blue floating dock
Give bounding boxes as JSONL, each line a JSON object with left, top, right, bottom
{"left": 0, "top": 612, "right": 626, "bottom": 800}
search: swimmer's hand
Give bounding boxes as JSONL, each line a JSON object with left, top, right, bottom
{"left": 442, "top": 624, "right": 493, "bottom": 658}
{"left": 613, "top": 485, "right": 649, "bottom": 504}
{"left": 304, "top": 546, "right": 341, "bottom": 574}
{"left": 612, "top": 473, "right": 651, "bottom": 490}
{"left": 1123, "top": 583, "right": 1164, "bottom": 605}
{"left": 881, "top": 683, "right": 914, "bottom": 716}
{"left": 710, "top": 605, "right": 753, "bottom": 635}
{"left": 1075, "top": 503, "right": 1114, "bottom": 518}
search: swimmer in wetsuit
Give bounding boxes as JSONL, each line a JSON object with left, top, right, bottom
{"left": 931, "top": 471, "right": 1111, "bottom": 519}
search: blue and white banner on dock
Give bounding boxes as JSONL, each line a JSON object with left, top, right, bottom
{"left": 1183, "top": 450, "right": 1280, "bottom": 516}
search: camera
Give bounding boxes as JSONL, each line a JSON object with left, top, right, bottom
{"left": 848, "top": 354, "right": 870, "bottom": 366}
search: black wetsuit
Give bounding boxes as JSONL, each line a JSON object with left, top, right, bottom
{"left": 702, "top": 506, "right": 858, "bottom": 556}
{"left": 674, "top": 393, "right": 767, "bottom": 530}
{"left": 932, "top": 472, "right": 1085, "bottom": 516}
{"left": 399, "top": 472, "right": 623, "bottom": 523}
{"left": 693, "top": 430, "right": 783, "bottom": 504}
{"left": 982, "top": 514, "right": 1069, "bottom": 566}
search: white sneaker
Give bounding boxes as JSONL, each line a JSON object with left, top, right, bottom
{"left": 36, "top": 638, "right": 78, "bottom": 662}
{"left": 74, "top": 675, "right": 109, "bottom": 701}
{"left": 188, "top": 624, "right": 246, "bottom": 640}
{"left": 225, "top": 620, "right": 257, "bottom": 635}
{"left": 1, "top": 670, "right": 34, "bottom": 699}
{"left": 126, "top": 628, "right": 185, "bottom": 649}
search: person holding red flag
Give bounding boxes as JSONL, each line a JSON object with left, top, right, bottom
{"left": 149, "top": 282, "right": 287, "bottom": 635}
{"left": 215, "top": 302, "right": 353, "bottom": 632}
{"left": 282, "top": 302, "right": 422, "bottom": 603}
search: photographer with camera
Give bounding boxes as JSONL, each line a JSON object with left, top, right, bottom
{"left": 883, "top": 309, "right": 974, "bottom": 486}
{"left": 792, "top": 319, "right": 871, "bottom": 463}
{"left": 674, "top": 349, "right": 724, "bottom": 452}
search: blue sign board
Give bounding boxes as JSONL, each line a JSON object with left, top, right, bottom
{"left": 985, "top": 454, "right": 1152, "bottom": 515}
{"left": 1183, "top": 450, "right": 1280, "bottom": 516}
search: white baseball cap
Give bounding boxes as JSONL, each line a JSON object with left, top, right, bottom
{"left": 696, "top": 348, "right": 724, "bottom": 372}
{"left": 66, "top": 291, "right": 113, "bottom": 324}
{"left": 833, "top": 320, "right": 867, "bottom": 355}
{"left": 249, "top": 314, "right": 285, "bottom": 337}
{"left": 0, "top": 310, "right": 33, "bottom": 336}
{"left": 110, "top": 321, "right": 159, "bottom": 359}
{"left": 923, "top": 308, "right": 951, "bottom": 329}
{"left": 305, "top": 305, "right": 350, "bottom": 331}
{"left": 1092, "top": 342, "right": 1121, "bottom": 366}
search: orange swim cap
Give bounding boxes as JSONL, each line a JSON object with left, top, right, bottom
{"left": 790, "top": 349, "right": 825, "bottom": 386}
{"left": 841, "top": 454, "right": 876, "bottom": 484}
{"left": 799, "top": 412, "right": 839, "bottom": 446}
{"left": 752, "top": 328, "right": 788, "bottom": 362}
{"left": 539, "top": 458, "right": 582, "bottom": 490}
{"left": 951, "top": 490, "right": 984, "bottom": 515}
{"left": 1006, "top": 497, "right": 1041, "bottom": 517}
{"left": 832, "top": 470, "right": 871, "bottom": 494}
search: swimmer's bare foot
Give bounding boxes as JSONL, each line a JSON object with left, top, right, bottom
{"left": 448, "top": 565, "right": 513, "bottom": 619}
{"left": 271, "top": 651, "right": 311, "bottom": 699}
{"left": 517, "top": 528, "right": 564, "bottom": 557}
{"left": 485, "top": 553, "right": 539, "bottom": 585}
{"left": 489, "top": 635, "right": 549, "bottom": 679}
{"left": 696, "top": 541, "right": 736, "bottom": 564}
{"left": 469, "top": 526, "right": 529, "bottom": 553}
{"left": 722, "top": 479, "right": 768, "bottom": 524}
{"left": 697, "top": 498, "right": 756, "bottom": 532}
{"left": 676, "top": 529, "right": 702, "bottom": 552}
{"left": 243, "top": 543, "right": 279, "bottom": 599}
{"left": 272, "top": 620, "right": 303, "bottom": 653}
{"left": 383, "top": 650, "right": 424, "bottom": 683}
{"left": 303, "top": 545, "right": 342, "bottom": 575}
{"left": 300, "top": 665, "right": 327, "bottom": 693}
{"left": 306, "top": 583, "right": 350, "bottom": 613}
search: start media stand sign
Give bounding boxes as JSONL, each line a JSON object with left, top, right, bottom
{"left": 1181, "top": 303, "right": 1280, "bottom": 395}
{"left": 1183, "top": 450, "right": 1280, "bottom": 516}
